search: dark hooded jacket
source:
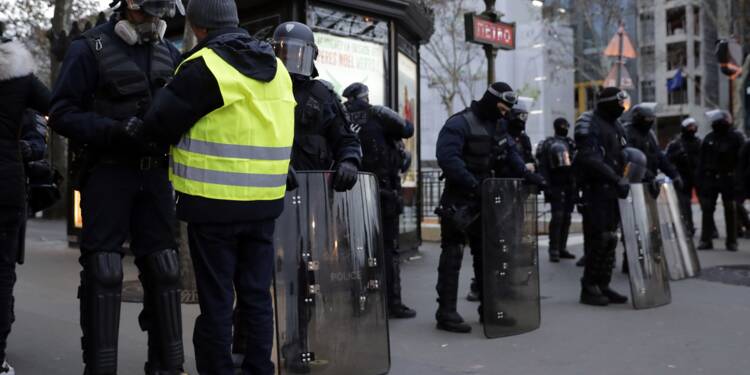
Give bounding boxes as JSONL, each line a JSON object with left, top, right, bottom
{"left": 0, "top": 40, "right": 51, "bottom": 207}
{"left": 142, "top": 28, "right": 288, "bottom": 223}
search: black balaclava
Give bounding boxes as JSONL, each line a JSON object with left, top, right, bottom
{"left": 596, "top": 87, "right": 626, "bottom": 122}
{"left": 631, "top": 105, "right": 656, "bottom": 133}
{"left": 474, "top": 81, "right": 514, "bottom": 121}
{"left": 553, "top": 117, "right": 569, "bottom": 137}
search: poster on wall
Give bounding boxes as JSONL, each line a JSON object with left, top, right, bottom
{"left": 398, "top": 52, "right": 418, "bottom": 188}
{"left": 314, "top": 32, "right": 386, "bottom": 105}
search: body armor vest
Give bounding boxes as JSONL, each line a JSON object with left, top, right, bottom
{"left": 461, "top": 110, "right": 497, "bottom": 179}
{"left": 353, "top": 106, "right": 402, "bottom": 188}
{"left": 291, "top": 79, "right": 338, "bottom": 170}
{"left": 702, "top": 131, "right": 744, "bottom": 175}
{"left": 83, "top": 31, "right": 175, "bottom": 121}
{"left": 625, "top": 125, "right": 661, "bottom": 175}
{"left": 576, "top": 112, "right": 627, "bottom": 184}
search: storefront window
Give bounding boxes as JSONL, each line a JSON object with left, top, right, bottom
{"left": 397, "top": 52, "right": 418, "bottom": 188}
{"left": 308, "top": 4, "right": 388, "bottom": 103}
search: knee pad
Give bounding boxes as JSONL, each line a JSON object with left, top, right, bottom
{"left": 142, "top": 249, "right": 184, "bottom": 370}
{"left": 80, "top": 252, "right": 123, "bottom": 373}
{"left": 143, "top": 248, "right": 180, "bottom": 285}
{"left": 602, "top": 231, "right": 619, "bottom": 251}
{"left": 85, "top": 252, "right": 124, "bottom": 288}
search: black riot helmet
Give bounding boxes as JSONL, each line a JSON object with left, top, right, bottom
{"left": 630, "top": 103, "right": 657, "bottom": 132}
{"left": 547, "top": 139, "right": 572, "bottom": 169}
{"left": 272, "top": 22, "right": 318, "bottom": 77}
{"left": 681, "top": 117, "right": 698, "bottom": 137}
{"left": 622, "top": 147, "right": 648, "bottom": 183}
{"left": 706, "top": 109, "right": 733, "bottom": 132}
{"left": 343, "top": 82, "right": 370, "bottom": 103}
{"left": 508, "top": 100, "right": 530, "bottom": 136}
{"left": 112, "top": 0, "right": 184, "bottom": 18}
{"left": 553, "top": 117, "right": 570, "bottom": 137}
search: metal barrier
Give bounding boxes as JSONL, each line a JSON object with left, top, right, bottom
{"left": 420, "top": 169, "right": 444, "bottom": 218}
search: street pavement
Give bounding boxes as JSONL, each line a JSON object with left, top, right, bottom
{"left": 8, "top": 207, "right": 750, "bottom": 375}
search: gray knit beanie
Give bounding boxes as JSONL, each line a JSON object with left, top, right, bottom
{"left": 187, "top": 0, "right": 239, "bottom": 30}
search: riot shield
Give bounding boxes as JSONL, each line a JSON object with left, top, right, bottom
{"left": 481, "top": 178, "right": 540, "bottom": 339}
{"left": 618, "top": 184, "right": 671, "bottom": 309}
{"left": 273, "top": 172, "right": 390, "bottom": 375}
{"left": 656, "top": 181, "right": 701, "bottom": 280}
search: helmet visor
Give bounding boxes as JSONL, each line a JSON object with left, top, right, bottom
{"left": 274, "top": 39, "right": 316, "bottom": 77}
{"left": 139, "top": 0, "right": 174, "bottom": 17}
{"left": 488, "top": 87, "right": 518, "bottom": 105}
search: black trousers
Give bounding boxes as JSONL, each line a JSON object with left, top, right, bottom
{"left": 675, "top": 180, "right": 696, "bottom": 233}
{"left": 699, "top": 177, "right": 737, "bottom": 246}
{"left": 382, "top": 213, "right": 403, "bottom": 308}
{"left": 436, "top": 216, "right": 482, "bottom": 312}
{"left": 581, "top": 187, "right": 620, "bottom": 286}
{"left": 0, "top": 207, "right": 22, "bottom": 364}
{"left": 78, "top": 164, "right": 178, "bottom": 372}
{"left": 189, "top": 219, "right": 276, "bottom": 375}
{"left": 547, "top": 187, "right": 575, "bottom": 254}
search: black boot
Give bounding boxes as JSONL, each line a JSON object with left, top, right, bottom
{"left": 726, "top": 242, "right": 738, "bottom": 252}
{"left": 599, "top": 284, "right": 628, "bottom": 304}
{"left": 466, "top": 278, "right": 480, "bottom": 302}
{"left": 698, "top": 240, "right": 713, "bottom": 250}
{"left": 389, "top": 303, "right": 417, "bottom": 319}
{"left": 559, "top": 249, "right": 576, "bottom": 259}
{"left": 579, "top": 281, "right": 609, "bottom": 306}
{"left": 549, "top": 249, "right": 560, "bottom": 263}
{"left": 575, "top": 255, "right": 586, "bottom": 267}
{"left": 436, "top": 309, "right": 471, "bottom": 333}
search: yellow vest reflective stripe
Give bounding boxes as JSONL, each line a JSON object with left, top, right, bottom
{"left": 169, "top": 47, "right": 295, "bottom": 201}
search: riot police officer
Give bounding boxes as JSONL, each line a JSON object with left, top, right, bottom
{"left": 0, "top": 28, "right": 51, "bottom": 374}
{"left": 507, "top": 100, "right": 536, "bottom": 169}
{"left": 696, "top": 110, "right": 745, "bottom": 251}
{"left": 537, "top": 118, "right": 577, "bottom": 262}
{"left": 666, "top": 118, "right": 702, "bottom": 235}
{"left": 49, "top": 0, "right": 186, "bottom": 373}
{"left": 342, "top": 82, "right": 416, "bottom": 319}
{"left": 623, "top": 103, "right": 682, "bottom": 189}
{"left": 272, "top": 22, "right": 361, "bottom": 177}
{"left": 435, "top": 82, "right": 545, "bottom": 333}
{"left": 574, "top": 87, "right": 630, "bottom": 306}
{"left": 231, "top": 21, "right": 362, "bottom": 368}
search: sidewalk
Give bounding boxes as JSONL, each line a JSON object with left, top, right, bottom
{"left": 9, "top": 209, "right": 750, "bottom": 374}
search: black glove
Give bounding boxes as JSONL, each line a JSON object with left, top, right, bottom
{"left": 333, "top": 160, "right": 358, "bottom": 192}
{"left": 286, "top": 165, "right": 298, "bottom": 191}
{"left": 616, "top": 177, "right": 630, "bottom": 199}
{"left": 109, "top": 117, "right": 145, "bottom": 146}
{"left": 672, "top": 176, "right": 684, "bottom": 191}
{"left": 525, "top": 172, "right": 547, "bottom": 191}
{"left": 19, "top": 140, "right": 32, "bottom": 161}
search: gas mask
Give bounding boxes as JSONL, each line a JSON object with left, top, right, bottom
{"left": 115, "top": 18, "right": 167, "bottom": 45}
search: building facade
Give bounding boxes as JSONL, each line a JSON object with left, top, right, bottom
{"left": 637, "top": 0, "right": 730, "bottom": 144}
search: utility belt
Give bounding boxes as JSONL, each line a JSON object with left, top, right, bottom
{"left": 703, "top": 171, "right": 735, "bottom": 180}
{"left": 97, "top": 154, "right": 169, "bottom": 170}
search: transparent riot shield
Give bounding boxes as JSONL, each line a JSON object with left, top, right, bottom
{"left": 481, "top": 178, "right": 540, "bottom": 339}
{"left": 273, "top": 172, "right": 390, "bottom": 375}
{"left": 656, "top": 181, "right": 701, "bottom": 280}
{"left": 618, "top": 183, "right": 671, "bottom": 309}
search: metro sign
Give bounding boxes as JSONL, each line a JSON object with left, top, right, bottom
{"left": 465, "top": 13, "right": 516, "bottom": 50}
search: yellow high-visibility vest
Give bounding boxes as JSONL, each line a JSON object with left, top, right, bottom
{"left": 169, "top": 47, "right": 295, "bottom": 201}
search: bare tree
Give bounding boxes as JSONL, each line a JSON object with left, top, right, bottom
{"left": 421, "top": 0, "right": 486, "bottom": 116}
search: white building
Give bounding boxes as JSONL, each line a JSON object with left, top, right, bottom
{"left": 637, "top": 0, "right": 729, "bottom": 143}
